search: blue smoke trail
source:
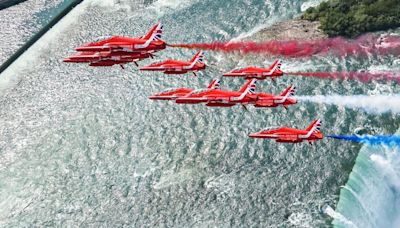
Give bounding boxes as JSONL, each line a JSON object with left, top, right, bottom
{"left": 328, "top": 135, "right": 400, "bottom": 146}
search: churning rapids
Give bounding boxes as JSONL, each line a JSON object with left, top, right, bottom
{"left": 0, "top": 0, "right": 399, "bottom": 227}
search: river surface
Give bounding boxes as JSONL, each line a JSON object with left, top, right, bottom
{"left": 0, "top": 0, "right": 399, "bottom": 227}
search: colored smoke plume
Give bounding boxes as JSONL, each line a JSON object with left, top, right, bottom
{"left": 288, "top": 72, "right": 400, "bottom": 83}
{"left": 169, "top": 34, "right": 400, "bottom": 57}
{"left": 328, "top": 135, "right": 400, "bottom": 146}
{"left": 297, "top": 95, "right": 400, "bottom": 114}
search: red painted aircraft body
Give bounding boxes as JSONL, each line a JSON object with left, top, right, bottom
{"left": 149, "top": 79, "right": 220, "bottom": 100}
{"left": 140, "top": 51, "right": 206, "bottom": 76}
{"left": 64, "top": 51, "right": 153, "bottom": 66}
{"left": 249, "top": 119, "right": 323, "bottom": 144}
{"left": 63, "top": 23, "right": 165, "bottom": 67}
{"left": 223, "top": 59, "right": 283, "bottom": 80}
{"left": 175, "top": 79, "right": 297, "bottom": 109}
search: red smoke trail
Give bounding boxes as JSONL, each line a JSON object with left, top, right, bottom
{"left": 288, "top": 72, "right": 400, "bottom": 83}
{"left": 169, "top": 34, "right": 400, "bottom": 57}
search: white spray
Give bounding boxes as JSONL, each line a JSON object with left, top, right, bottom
{"left": 323, "top": 205, "right": 358, "bottom": 228}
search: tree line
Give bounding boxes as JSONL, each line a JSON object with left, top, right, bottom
{"left": 302, "top": 0, "right": 400, "bottom": 37}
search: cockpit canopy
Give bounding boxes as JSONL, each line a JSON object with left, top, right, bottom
{"left": 230, "top": 67, "right": 246, "bottom": 73}
{"left": 161, "top": 88, "right": 179, "bottom": 93}
{"left": 92, "top": 35, "right": 113, "bottom": 42}
{"left": 262, "top": 126, "right": 280, "bottom": 132}
{"left": 186, "top": 88, "right": 209, "bottom": 96}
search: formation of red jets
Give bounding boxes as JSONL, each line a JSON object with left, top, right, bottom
{"left": 64, "top": 23, "right": 324, "bottom": 144}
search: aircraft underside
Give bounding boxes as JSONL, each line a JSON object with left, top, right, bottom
{"left": 206, "top": 102, "right": 236, "bottom": 107}
{"left": 276, "top": 139, "right": 303, "bottom": 143}
{"left": 164, "top": 70, "right": 187, "bottom": 74}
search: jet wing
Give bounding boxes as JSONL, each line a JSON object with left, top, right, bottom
{"left": 277, "top": 135, "right": 299, "bottom": 141}
{"left": 75, "top": 46, "right": 113, "bottom": 52}
{"left": 141, "top": 65, "right": 182, "bottom": 71}
{"left": 223, "top": 72, "right": 247, "bottom": 77}
{"left": 203, "top": 95, "right": 231, "bottom": 102}
{"left": 224, "top": 72, "right": 273, "bottom": 79}
{"left": 140, "top": 65, "right": 164, "bottom": 71}
{"left": 76, "top": 42, "right": 139, "bottom": 52}
{"left": 254, "top": 99, "right": 274, "bottom": 107}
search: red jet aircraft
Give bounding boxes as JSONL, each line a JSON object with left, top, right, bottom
{"left": 249, "top": 119, "right": 323, "bottom": 144}
{"left": 63, "top": 23, "right": 165, "bottom": 68}
{"left": 140, "top": 51, "right": 206, "bottom": 76}
{"left": 175, "top": 79, "right": 297, "bottom": 110}
{"left": 149, "top": 79, "right": 220, "bottom": 100}
{"left": 223, "top": 59, "right": 283, "bottom": 80}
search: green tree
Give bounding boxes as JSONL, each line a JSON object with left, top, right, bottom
{"left": 302, "top": 0, "right": 400, "bottom": 37}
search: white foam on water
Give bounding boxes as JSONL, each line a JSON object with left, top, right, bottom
{"left": 300, "top": 0, "right": 323, "bottom": 12}
{"left": 1, "top": 0, "right": 398, "bottom": 226}
{"left": 370, "top": 146, "right": 400, "bottom": 228}
{"left": 204, "top": 174, "right": 235, "bottom": 198}
{"left": 297, "top": 95, "right": 400, "bottom": 114}
{"left": 89, "top": 0, "right": 118, "bottom": 7}
{"left": 0, "top": 0, "right": 92, "bottom": 94}
{"left": 230, "top": 23, "right": 271, "bottom": 42}
{"left": 153, "top": 168, "right": 198, "bottom": 190}
{"left": 370, "top": 154, "right": 400, "bottom": 188}
{"left": 146, "top": 0, "right": 200, "bottom": 16}
{"left": 287, "top": 212, "right": 312, "bottom": 227}
{"left": 0, "top": 1, "right": 96, "bottom": 219}
{"left": 334, "top": 142, "right": 400, "bottom": 227}
{"left": 323, "top": 205, "right": 357, "bottom": 228}
{"left": 230, "top": 0, "right": 284, "bottom": 42}
{"left": 341, "top": 185, "right": 376, "bottom": 226}
{"left": 88, "top": 0, "right": 133, "bottom": 11}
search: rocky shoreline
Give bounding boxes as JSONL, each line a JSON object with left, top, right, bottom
{"left": 248, "top": 19, "right": 327, "bottom": 42}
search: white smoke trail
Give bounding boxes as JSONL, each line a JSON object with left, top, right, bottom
{"left": 297, "top": 95, "right": 400, "bottom": 114}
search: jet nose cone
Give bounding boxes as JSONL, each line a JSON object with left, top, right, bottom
{"left": 248, "top": 133, "right": 258, "bottom": 138}
{"left": 149, "top": 93, "right": 165, "bottom": 99}
{"left": 63, "top": 58, "right": 72, "bottom": 62}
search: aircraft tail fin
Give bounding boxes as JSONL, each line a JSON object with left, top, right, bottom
{"left": 239, "top": 79, "right": 257, "bottom": 94}
{"left": 143, "top": 23, "right": 163, "bottom": 41}
{"left": 269, "top": 59, "right": 281, "bottom": 72}
{"left": 280, "top": 85, "right": 296, "bottom": 97}
{"left": 190, "top": 50, "right": 205, "bottom": 65}
{"left": 207, "top": 79, "right": 220, "bottom": 89}
{"left": 305, "top": 119, "right": 322, "bottom": 134}
{"left": 232, "top": 79, "right": 257, "bottom": 101}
